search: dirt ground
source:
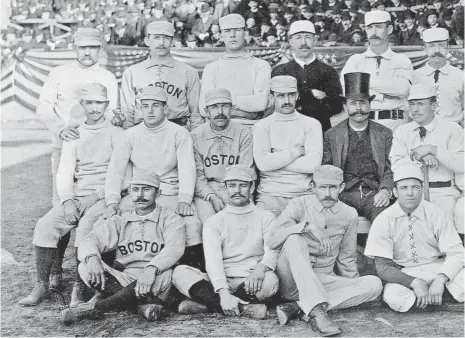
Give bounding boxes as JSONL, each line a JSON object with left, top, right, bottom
{"left": 1, "top": 120, "right": 464, "bottom": 337}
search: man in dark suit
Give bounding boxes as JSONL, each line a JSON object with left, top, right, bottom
{"left": 272, "top": 20, "right": 343, "bottom": 132}
{"left": 398, "top": 11, "right": 421, "bottom": 46}
{"left": 323, "top": 72, "right": 394, "bottom": 222}
{"left": 192, "top": 3, "right": 215, "bottom": 47}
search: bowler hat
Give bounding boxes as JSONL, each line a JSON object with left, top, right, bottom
{"left": 343, "top": 72, "right": 376, "bottom": 101}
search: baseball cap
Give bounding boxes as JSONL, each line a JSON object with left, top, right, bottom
{"left": 219, "top": 14, "right": 245, "bottom": 30}
{"left": 205, "top": 88, "right": 232, "bottom": 107}
{"left": 73, "top": 27, "right": 102, "bottom": 46}
{"left": 130, "top": 169, "right": 161, "bottom": 188}
{"left": 146, "top": 20, "right": 175, "bottom": 37}
{"left": 422, "top": 27, "right": 449, "bottom": 43}
{"left": 270, "top": 75, "right": 298, "bottom": 93}
{"left": 288, "top": 20, "right": 315, "bottom": 36}
{"left": 365, "top": 10, "right": 391, "bottom": 26}
{"left": 313, "top": 165, "right": 344, "bottom": 185}
{"left": 393, "top": 162, "right": 423, "bottom": 183}
{"left": 408, "top": 83, "right": 436, "bottom": 101}
{"left": 137, "top": 86, "right": 168, "bottom": 102}
{"left": 224, "top": 164, "right": 256, "bottom": 182}
{"left": 80, "top": 83, "right": 108, "bottom": 101}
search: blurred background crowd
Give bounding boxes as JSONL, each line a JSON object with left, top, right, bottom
{"left": 1, "top": 0, "right": 464, "bottom": 52}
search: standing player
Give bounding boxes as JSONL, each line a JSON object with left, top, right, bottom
{"left": 192, "top": 88, "right": 253, "bottom": 223}
{"left": 253, "top": 76, "right": 323, "bottom": 216}
{"left": 19, "top": 83, "right": 124, "bottom": 307}
{"left": 199, "top": 14, "right": 272, "bottom": 130}
{"left": 413, "top": 28, "right": 464, "bottom": 127}
{"left": 120, "top": 21, "right": 203, "bottom": 130}
{"left": 36, "top": 28, "right": 119, "bottom": 291}
{"left": 271, "top": 21, "right": 343, "bottom": 133}
{"left": 340, "top": 10, "right": 413, "bottom": 131}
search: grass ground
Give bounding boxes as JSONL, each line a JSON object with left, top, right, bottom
{"left": 1, "top": 119, "right": 464, "bottom": 337}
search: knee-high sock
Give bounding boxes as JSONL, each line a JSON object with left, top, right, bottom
{"left": 36, "top": 246, "right": 57, "bottom": 283}
{"left": 188, "top": 279, "right": 222, "bottom": 312}
{"left": 179, "top": 244, "right": 205, "bottom": 272}
{"left": 232, "top": 283, "right": 260, "bottom": 304}
{"left": 51, "top": 232, "right": 71, "bottom": 275}
{"left": 94, "top": 281, "right": 138, "bottom": 312}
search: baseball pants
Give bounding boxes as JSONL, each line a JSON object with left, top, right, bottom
{"left": 172, "top": 265, "right": 279, "bottom": 301}
{"left": 32, "top": 198, "right": 106, "bottom": 248}
{"left": 78, "top": 261, "right": 173, "bottom": 302}
{"left": 339, "top": 188, "right": 389, "bottom": 222}
{"left": 51, "top": 148, "right": 61, "bottom": 207}
{"left": 276, "top": 234, "right": 382, "bottom": 316}
{"left": 194, "top": 183, "right": 229, "bottom": 223}
{"left": 255, "top": 194, "right": 294, "bottom": 217}
{"left": 454, "top": 196, "right": 464, "bottom": 235}
{"left": 119, "top": 194, "right": 202, "bottom": 246}
{"left": 429, "top": 186, "right": 460, "bottom": 225}
{"left": 383, "top": 259, "right": 464, "bottom": 312}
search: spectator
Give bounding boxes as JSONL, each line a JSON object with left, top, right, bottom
{"left": 398, "top": 10, "right": 421, "bottom": 45}
{"left": 213, "top": 0, "right": 239, "bottom": 21}
{"left": 425, "top": 9, "right": 447, "bottom": 29}
{"left": 245, "top": 0, "right": 267, "bottom": 27}
{"left": 192, "top": 3, "right": 214, "bottom": 47}
{"left": 244, "top": 28, "right": 258, "bottom": 47}
{"left": 338, "top": 11, "right": 356, "bottom": 44}
{"left": 350, "top": 29, "right": 367, "bottom": 46}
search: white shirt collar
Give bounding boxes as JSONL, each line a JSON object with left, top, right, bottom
{"left": 293, "top": 53, "right": 316, "bottom": 68}
{"left": 364, "top": 46, "right": 393, "bottom": 60}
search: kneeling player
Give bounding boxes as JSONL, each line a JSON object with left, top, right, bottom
{"left": 60, "top": 170, "right": 186, "bottom": 324}
{"left": 172, "top": 165, "right": 279, "bottom": 319}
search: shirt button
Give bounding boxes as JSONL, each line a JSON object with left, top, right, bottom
{"left": 324, "top": 225, "right": 328, "bottom": 229}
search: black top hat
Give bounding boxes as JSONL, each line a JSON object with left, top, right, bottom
{"left": 343, "top": 72, "right": 375, "bottom": 101}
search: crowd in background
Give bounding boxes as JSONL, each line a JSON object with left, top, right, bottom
{"left": 1, "top": 0, "right": 465, "bottom": 52}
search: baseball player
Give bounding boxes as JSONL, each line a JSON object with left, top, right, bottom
{"left": 105, "top": 86, "right": 204, "bottom": 271}
{"left": 413, "top": 28, "right": 464, "bottom": 126}
{"left": 60, "top": 169, "right": 186, "bottom": 325}
{"left": 365, "top": 163, "right": 464, "bottom": 313}
{"left": 19, "top": 83, "right": 126, "bottom": 307}
{"left": 172, "top": 165, "right": 279, "bottom": 319}
{"left": 340, "top": 10, "right": 413, "bottom": 131}
{"left": 35, "top": 27, "right": 119, "bottom": 290}
{"left": 119, "top": 21, "right": 203, "bottom": 130}
{"left": 253, "top": 75, "right": 323, "bottom": 216}
{"left": 192, "top": 88, "right": 254, "bottom": 223}
{"left": 199, "top": 14, "right": 272, "bottom": 130}
{"left": 390, "top": 84, "right": 464, "bottom": 227}
{"left": 268, "top": 165, "right": 382, "bottom": 336}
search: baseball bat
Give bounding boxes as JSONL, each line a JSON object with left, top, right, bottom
{"left": 422, "top": 165, "right": 430, "bottom": 201}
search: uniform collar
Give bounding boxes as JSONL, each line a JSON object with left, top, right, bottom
{"left": 390, "top": 200, "right": 427, "bottom": 221}
{"left": 226, "top": 201, "right": 256, "bottom": 215}
{"left": 293, "top": 53, "right": 316, "bottom": 68}
{"left": 413, "top": 116, "right": 438, "bottom": 133}
{"left": 311, "top": 194, "right": 342, "bottom": 214}
{"left": 364, "top": 46, "right": 393, "bottom": 60}
{"left": 206, "top": 121, "right": 234, "bottom": 140}
{"left": 144, "top": 55, "right": 175, "bottom": 69}
{"left": 425, "top": 62, "right": 450, "bottom": 75}
{"left": 123, "top": 204, "right": 162, "bottom": 223}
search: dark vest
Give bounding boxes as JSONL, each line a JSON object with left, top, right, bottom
{"left": 344, "top": 126, "right": 378, "bottom": 191}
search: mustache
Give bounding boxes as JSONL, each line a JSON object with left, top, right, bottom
{"left": 232, "top": 194, "right": 245, "bottom": 198}
{"left": 281, "top": 104, "right": 293, "bottom": 108}
{"left": 299, "top": 45, "right": 310, "bottom": 49}
{"left": 369, "top": 35, "right": 381, "bottom": 40}
{"left": 323, "top": 197, "right": 337, "bottom": 202}
{"left": 214, "top": 114, "right": 228, "bottom": 119}
{"left": 431, "top": 52, "right": 445, "bottom": 57}
{"left": 135, "top": 197, "right": 149, "bottom": 203}
{"left": 348, "top": 110, "right": 369, "bottom": 116}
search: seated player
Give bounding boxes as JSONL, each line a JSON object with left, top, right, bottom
{"left": 19, "top": 83, "right": 126, "bottom": 307}
{"left": 268, "top": 165, "right": 383, "bottom": 336}
{"left": 172, "top": 165, "right": 279, "bottom": 319}
{"left": 390, "top": 84, "right": 464, "bottom": 226}
{"left": 192, "top": 88, "right": 253, "bottom": 223}
{"left": 323, "top": 72, "right": 394, "bottom": 222}
{"left": 60, "top": 170, "right": 186, "bottom": 324}
{"left": 253, "top": 75, "right": 323, "bottom": 216}
{"left": 104, "top": 86, "right": 204, "bottom": 270}
{"left": 365, "top": 163, "right": 464, "bottom": 312}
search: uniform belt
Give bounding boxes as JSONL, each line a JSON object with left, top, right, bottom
{"left": 170, "top": 116, "right": 189, "bottom": 126}
{"left": 369, "top": 110, "right": 404, "bottom": 120}
{"left": 429, "top": 181, "right": 452, "bottom": 188}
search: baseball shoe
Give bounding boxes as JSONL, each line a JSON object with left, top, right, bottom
{"left": 18, "top": 281, "right": 50, "bottom": 307}
{"left": 49, "top": 273, "right": 63, "bottom": 291}
{"left": 238, "top": 304, "right": 268, "bottom": 320}
{"left": 70, "top": 281, "right": 88, "bottom": 308}
{"left": 178, "top": 299, "right": 208, "bottom": 314}
{"left": 276, "top": 302, "right": 300, "bottom": 325}
{"left": 305, "top": 303, "right": 341, "bottom": 337}
{"left": 60, "top": 300, "right": 103, "bottom": 325}
{"left": 138, "top": 304, "right": 163, "bottom": 322}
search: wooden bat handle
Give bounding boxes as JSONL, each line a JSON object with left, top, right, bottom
{"left": 422, "top": 165, "right": 430, "bottom": 202}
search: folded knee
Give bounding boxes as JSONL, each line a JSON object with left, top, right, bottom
{"left": 283, "top": 234, "right": 307, "bottom": 251}
{"left": 383, "top": 283, "right": 415, "bottom": 312}
{"left": 362, "top": 275, "right": 383, "bottom": 296}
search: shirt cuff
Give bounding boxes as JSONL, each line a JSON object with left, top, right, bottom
{"left": 60, "top": 195, "right": 75, "bottom": 205}
{"left": 178, "top": 193, "right": 193, "bottom": 204}
{"left": 437, "top": 262, "right": 461, "bottom": 282}
{"left": 106, "top": 194, "right": 121, "bottom": 207}
{"left": 212, "top": 279, "right": 229, "bottom": 293}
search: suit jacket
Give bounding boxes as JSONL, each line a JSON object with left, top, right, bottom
{"left": 322, "top": 119, "right": 394, "bottom": 191}
{"left": 399, "top": 26, "right": 420, "bottom": 46}
{"left": 192, "top": 17, "right": 214, "bottom": 37}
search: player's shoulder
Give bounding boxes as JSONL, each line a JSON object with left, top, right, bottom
{"left": 173, "top": 58, "right": 197, "bottom": 73}
{"left": 337, "top": 200, "right": 358, "bottom": 218}
{"left": 390, "top": 49, "right": 412, "bottom": 63}
{"left": 297, "top": 112, "right": 323, "bottom": 129}
{"left": 203, "top": 209, "right": 226, "bottom": 229}
{"left": 190, "top": 122, "right": 209, "bottom": 137}
{"left": 436, "top": 117, "right": 463, "bottom": 135}
{"left": 251, "top": 55, "right": 272, "bottom": 70}
{"left": 253, "top": 113, "right": 273, "bottom": 130}
{"left": 167, "top": 120, "right": 192, "bottom": 139}
{"left": 230, "top": 120, "right": 252, "bottom": 137}
{"left": 159, "top": 205, "right": 185, "bottom": 226}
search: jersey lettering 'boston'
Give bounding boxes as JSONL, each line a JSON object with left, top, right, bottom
{"left": 118, "top": 241, "right": 165, "bottom": 255}
{"left": 204, "top": 155, "right": 240, "bottom": 167}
